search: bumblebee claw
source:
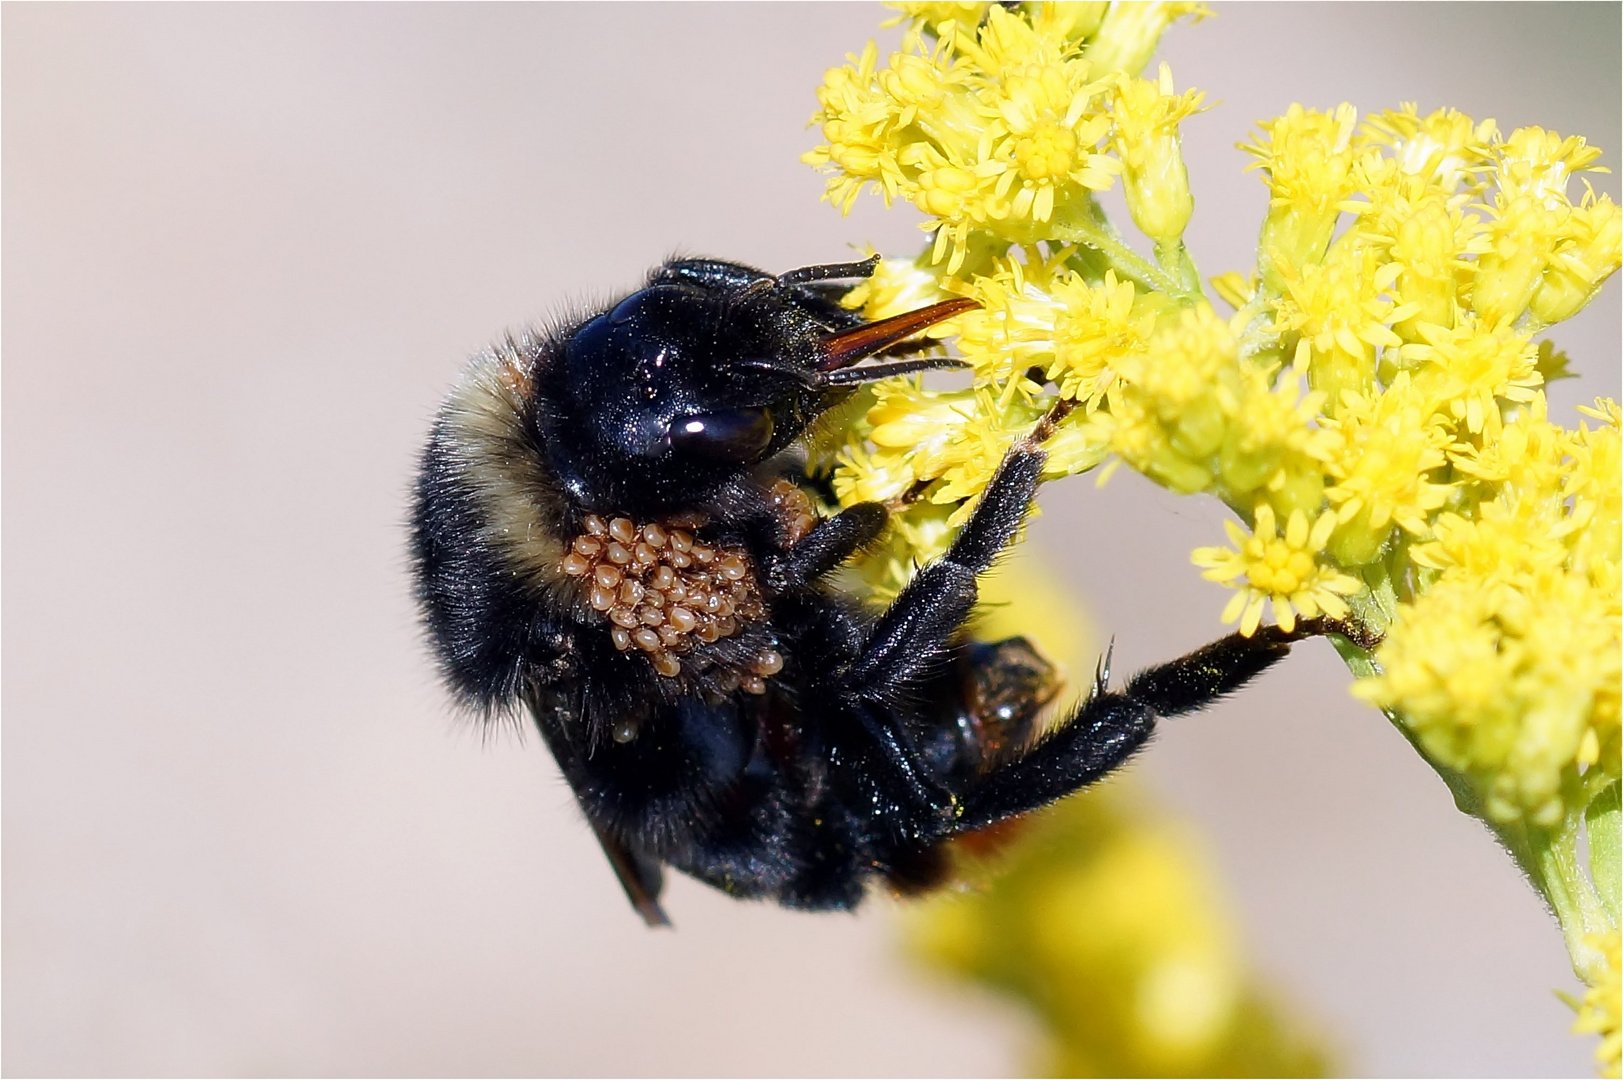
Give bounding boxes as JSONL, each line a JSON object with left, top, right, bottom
{"left": 1092, "top": 637, "right": 1116, "bottom": 698}
{"left": 1027, "top": 397, "right": 1077, "bottom": 445}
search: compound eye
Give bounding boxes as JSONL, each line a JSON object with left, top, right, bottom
{"left": 668, "top": 408, "right": 774, "bottom": 462}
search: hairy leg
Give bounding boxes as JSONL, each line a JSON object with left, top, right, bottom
{"left": 954, "top": 625, "right": 1304, "bottom": 831}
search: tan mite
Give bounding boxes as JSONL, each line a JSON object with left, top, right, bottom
{"left": 560, "top": 514, "right": 780, "bottom": 692}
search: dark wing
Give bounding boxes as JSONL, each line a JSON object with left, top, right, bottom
{"left": 524, "top": 682, "right": 671, "bottom": 927}
{"left": 591, "top": 824, "right": 670, "bottom": 928}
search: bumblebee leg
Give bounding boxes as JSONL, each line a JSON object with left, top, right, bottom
{"left": 652, "top": 258, "right": 773, "bottom": 292}
{"left": 941, "top": 446, "right": 1045, "bottom": 569}
{"left": 844, "top": 447, "right": 1045, "bottom": 699}
{"left": 652, "top": 258, "right": 877, "bottom": 331}
{"left": 776, "top": 255, "right": 881, "bottom": 285}
{"left": 764, "top": 502, "right": 888, "bottom": 590}
{"left": 954, "top": 625, "right": 1301, "bottom": 831}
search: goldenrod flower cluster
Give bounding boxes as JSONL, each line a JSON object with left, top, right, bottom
{"left": 806, "top": 1, "right": 1620, "bottom": 1066}
{"left": 1354, "top": 398, "right": 1620, "bottom": 827}
{"left": 806, "top": 3, "right": 1208, "bottom": 274}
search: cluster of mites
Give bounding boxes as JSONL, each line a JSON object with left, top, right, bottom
{"left": 560, "top": 514, "right": 783, "bottom": 694}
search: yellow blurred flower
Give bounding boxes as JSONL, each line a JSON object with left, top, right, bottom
{"left": 902, "top": 782, "right": 1332, "bottom": 1078}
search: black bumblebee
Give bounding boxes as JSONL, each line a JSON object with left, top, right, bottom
{"left": 411, "top": 255, "right": 1320, "bottom": 925}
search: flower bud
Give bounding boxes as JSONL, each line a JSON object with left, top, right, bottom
{"left": 1086, "top": 1, "right": 1207, "bottom": 77}
{"left": 1471, "top": 192, "right": 1562, "bottom": 324}
{"left": 1111, "top": 66, "right": 1204, "bottom": 245}
{"left": 1124, "top": 136, "right": 1195, "bottom": 245}
{"left": 1529, "top": 195, "right": 1621, "bottom": 325}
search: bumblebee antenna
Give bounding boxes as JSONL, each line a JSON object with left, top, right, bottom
{"left": 822, "top": 357, "right": 969, "bottom": 386}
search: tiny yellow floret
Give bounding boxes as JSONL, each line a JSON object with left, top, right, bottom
{"left": 1192, "top": 504, "right": 1362, "bottom": 636}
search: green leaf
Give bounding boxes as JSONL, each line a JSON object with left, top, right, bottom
{"left": 1586, "top": 778, "right": 1620, "bottom": 924}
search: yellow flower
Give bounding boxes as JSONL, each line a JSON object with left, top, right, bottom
{"left": 832, "top": 437, "right": 916, "bottom": 507}
{"left": 928, "top": 402, "right": 1036, "bottom": 515}
{"left": 1106, "top": 303, "right": 1238, "bottom": 494}
{"left": 1474, "top": 190, "right": 1569, "bottom": 325}
{"left": 1360, "top": 397, "right": 1620, "bottom": 824}
{"left": 806, "top": 6, "right": 1127, "bottom": 274}
{"left": 1400, "top": 314, "right": 1543, "bottom": 436}
{"left": 1350, "top": 174, "right": 1485, "bottom": 339}
{"left": 1494, "top": 125, "right": 1607, "bottom": 198}
{"left": 810, "top": 10, "right": 1619, "bottom": 1068}
{"left": 1319, "top": 373, "right": 1456, "bottom": 566}
{"left": 1243, "top": 103, "right": 1363, "bottom": 288}
{"left": 1210, "top": 271, "right": 1257, "bottom": 311}
{"left": 1357, "top": 103, "right": 1495, "bottom": 192}
{"left": 1413, "top": 500, "right": 1572, "bottom": 594}
{"left": 851, "top": 499, "right": 962, "bottom": 603}
{"left": 1110, "top": 63, "right": 1207, "bottom": 244}
{"left": 1045, "top": 267, "right": 1160, "bottom": 404}
{"left": 1447, "top": 394, "right": 1569, "bottom": 502}
{"left": 1356, "top": 569, "right": 1618, "bottom": 827}
{"left": 902, "top": 782, "right": 1332, "bottom": 1079}
{"left": 1472, "top": 126, "right": 1611, "bottom": 324}
{"left": 810, "top": 12, "right": 1620, "bottom": 1067}
{"left": 884, "top": 0, "right": 990, "bottom": 37}
{"left": 952, "top": 255, "right": 1169, "bottom": 407}
{"left": 1103, "top": 303, "right": 1330, "bottom": 515}
{"left": 1192, "top": 504, "right": 1363, "bottom": 636}
{"left": 808, "top": 5, "right": 1218, "bottom": 275}
{"left": 1573, "top": 930, "right": 1621, "bottom": 1079}
{"left": 1218, "top": 369, "right": 1330, "bottom": 520}
{"left": 856, "top": 381, "right": 983, "bottom": 496}
{"left": 840, "top": 253, "right": 953, "bottom": 322}
{"left": 1269, "top": 238, "right": 1405, "bottom": 408}
{"left": 832, "top": 378, "right": 1090, "bottom": 556}
{"left": 1568, "top": 399, "right": 1622, "bottom": 591}
{"left": 1531, "top": 187, "right": 1623, "bottom": 325}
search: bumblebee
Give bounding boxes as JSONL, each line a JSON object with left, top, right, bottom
{"left": 411, "top": 255, "right": 1316, "bottom": 924}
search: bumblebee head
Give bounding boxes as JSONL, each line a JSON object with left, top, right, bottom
{"left": 535, "top": 268, "right": 974, "bottom": 514}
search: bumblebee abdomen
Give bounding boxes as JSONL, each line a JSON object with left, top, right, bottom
{"left": 411, "top": 339, "right": 575, "bottom": 710}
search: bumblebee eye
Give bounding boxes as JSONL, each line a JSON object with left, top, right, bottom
{"left": 668, "top": 408, "right": 774, "bottom": 461}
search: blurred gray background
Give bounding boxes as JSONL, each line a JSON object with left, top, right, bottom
{"left": 5, "top": 4, "right": 1618, "bottom": 1076}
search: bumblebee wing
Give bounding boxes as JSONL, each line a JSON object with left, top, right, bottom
{"left": 523, "top": 684, "right": 671, "bottom": 927}
{"left": 591, "top": 824, "right": 670, "bottom": 927}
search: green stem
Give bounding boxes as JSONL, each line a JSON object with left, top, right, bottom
{"left": 1048, "top": 200, "right": 1197, "bottom": 303}
{"left": 1154, "top": 240, "right": 1205, "bottom": 301}
{"left": 1055, "top": 218, "right": 1177, "bottom": 295}
{"left": 1530, "top": 819, "right": 1612, "bottom": 983}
